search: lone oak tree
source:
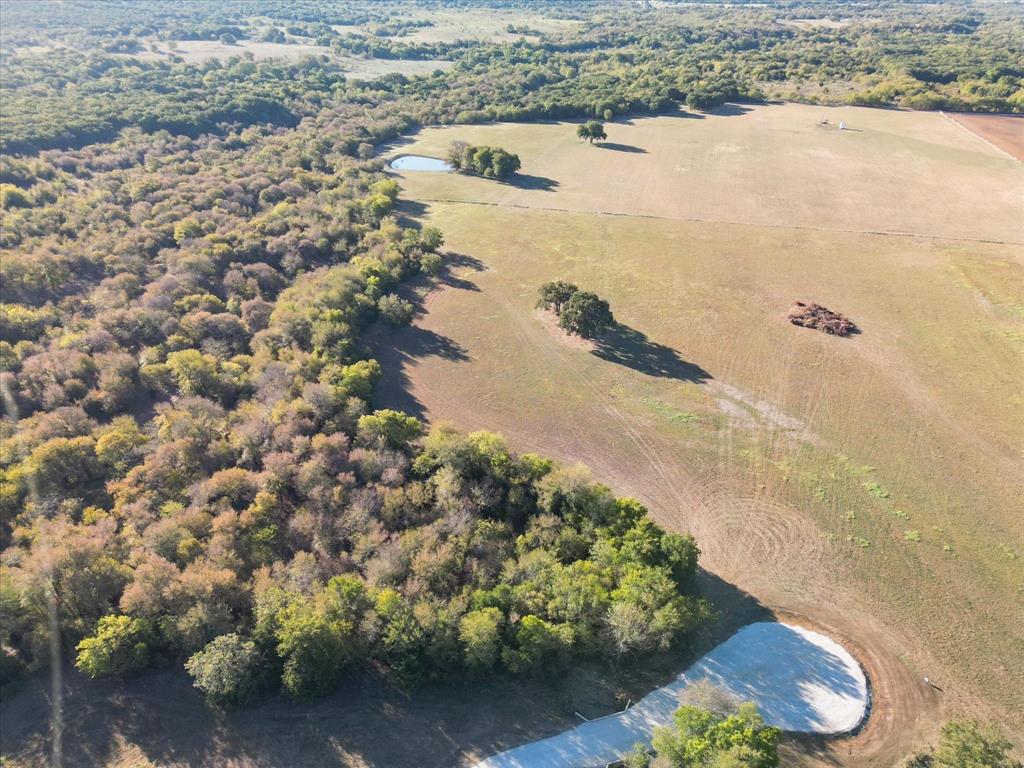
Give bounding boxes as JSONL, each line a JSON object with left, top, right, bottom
{"left": 559, "top": 291, "right": 614, "bottom": 338}
{"left": 577, "top": 120, "right": 608, "bottom": 143}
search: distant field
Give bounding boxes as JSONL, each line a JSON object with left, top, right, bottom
{"left": 380, "top": 104, "right": 1024, "bottom": 763}
{"left": 340, "top": 57, "right": 454, "bottom": 78}
{"left": 123, "top": 39, "right": 334, "bottom": 62}
{"left": 389, "top": 105, "right": 1021, "bottom": 243}
{"left": 777, "top": 17, "right": 853, "bottom": 29}
{"left": 944, "top": 112, "right": 1024, "bottom": 162}
{"left": 111, "top": 39, "right": 454, "bottom": 76}
{"left": 104, "top": 39, "right": 456, "bottom": 77}
{"left": 379, "top": 8, "right": 582, "bottom": 43}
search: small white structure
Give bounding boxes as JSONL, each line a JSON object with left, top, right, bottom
{"left": 839, "top": 121, "right": 847, "bottom": 130}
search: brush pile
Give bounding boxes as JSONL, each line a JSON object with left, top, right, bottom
{"left": 788, "top": 301, "right": 857, "bottom": 336}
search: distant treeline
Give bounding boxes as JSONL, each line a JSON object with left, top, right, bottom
{"left": 1, "top": 0, "right": 1021, "bottom": 155}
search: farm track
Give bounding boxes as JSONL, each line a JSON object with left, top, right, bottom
{"left": 415, "top": 197, "right": 1024, "bottom": 247}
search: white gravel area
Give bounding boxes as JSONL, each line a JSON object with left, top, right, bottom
{"left": 473, "top": 622, "right": 869, "bottom": 768}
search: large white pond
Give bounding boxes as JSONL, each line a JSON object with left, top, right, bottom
{"left": 389, "top": 154, "right": 453, "bottom": 171}
{"left": 474, "top": 622, "right": 869, "bottom": 768}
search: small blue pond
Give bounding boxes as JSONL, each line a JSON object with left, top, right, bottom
{"left": 390, "top": 154, "right": 453, "bottom": 171}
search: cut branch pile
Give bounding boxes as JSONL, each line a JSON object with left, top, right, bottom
{"left": 788, "top": 301, "right": 857, "bottom": 336}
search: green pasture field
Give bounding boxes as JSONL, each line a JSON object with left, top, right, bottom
{"left": 380, "top": 103, "right": 1024, "bottom": 742}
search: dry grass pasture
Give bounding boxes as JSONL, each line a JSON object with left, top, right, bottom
{"left": 376, "top": 104, "right": 1024, "bottom": 762}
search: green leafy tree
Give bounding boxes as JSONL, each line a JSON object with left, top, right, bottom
{"left": 185, "top": 633, "right": 263, "bottom": 707}
{"left": 374, "top": 589, "right": 426, "bottom": 684}
{"left": 94, "top": 416, "right": 147, "bottom": 477}
{"left": 609, "top": 563, "right": 699, "bottom": 654}
{"left": 577, "top": 120, "right": 607, "bottom": 143}
{"left": 652, "top": 702, "right": 781, "bottom": 768}
{"left": 173, "top": 217, "right": 204, "bottom": 244}
{"left": 546, "top": 561, "right": 610, "bottom": 649}
{"left": 449, "top": 143, "right": 521, "bottom": 179}
{"left": 930, "top": 719, "right": 1021, "bottom": 768}
{"left": 321, "top": 358, "right": 382, "bottom": 402}
{"left": 502, "top": 614, "right": 572, "bottom": 675}
{"left": 25, "top": 436, "right": 101, "bottom": 495}
{"left": 558, "top": 291, "right": 614, "bottom": 338}
{"left": 274, "top": 576, "right": 374, "bottom": 699}
{"left": 418, "top": 226, "right": 445, "bottom": 253}
{"left": 275, "top": 602, "right": 350, "bottom": 699}
{"left": 75, "top": 615, "right": 157, "bottom": 677}
{"left": 623, "top": 744, "right": 652, "bottom": 768}
{"left": 357, "top": 409, "right": 423, "bottom": 449}
{"left": 537, "top": 281, "right": 579, "bottom": 314}
{"left": 459, "top": 607, "right": 503, "bottom": 673}
{"left": 165, "top": 349, "right": 221, "bottom": 398}
{"left": 378, "top": 294, "right": 415, "bottom": 327}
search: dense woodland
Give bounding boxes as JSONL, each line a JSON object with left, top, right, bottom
{"left": 0, "top": 0, "right": 1022, "bottom": 743}
{"left": 0, "top": 114, "right": 706, "bottom": 700}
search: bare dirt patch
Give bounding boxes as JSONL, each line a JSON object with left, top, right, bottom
{"left": 943, "top": 112, "right": 1024, "bottom": 162}
{"left": 535, "top": 307, "right": 595, "bottom": 351}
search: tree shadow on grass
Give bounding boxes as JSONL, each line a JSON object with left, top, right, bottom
{"left": 708, "top": 103, "right": 753, "bottom": 117}
{"left": 592, "top": 323, "right": 711, "bottom": 383}
{"left": 392, "top": 198, "right": 430, "bottom": 220}
{"left": 437, "top": 252, "right": 485, "bottom": 292}
{"left": 370, "top": 325, "right": 469, "bottom": 420}
{"left": 366, "top": 252, "right": 483, "bottom": 419}
{"left": 505, "top": 173, "right": 559, "bottom": 191}
{"left": 614, "top": 107, "right": 705, "bottom": 125}
{"left": 598, "top": 142, "right": 647, "bottom": 153}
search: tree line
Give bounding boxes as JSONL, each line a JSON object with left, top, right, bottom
{"left": 2, "top": 1, "right": 1021, "bottom": 155}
